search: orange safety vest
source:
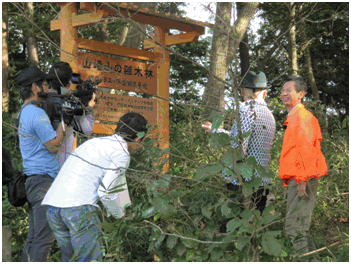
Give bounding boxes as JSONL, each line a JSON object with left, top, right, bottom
{"left": 279, "top": 104, "right": 328, "bottom": 186}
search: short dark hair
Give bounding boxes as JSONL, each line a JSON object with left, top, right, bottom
{"left": 115, "top": 112, "right": 148, "bottom": 142}
{"left": 285, "top": 75, "right": 307, "bottom": 93}
{"left": 47, "top": 62, "right": 73, "bottom": 93}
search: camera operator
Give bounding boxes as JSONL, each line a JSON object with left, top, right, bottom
{"left": 45, "top": 61, "right": 96, "bottom": 167}
{"left": 16, "top": 66, "right": 67, "bottom": 262}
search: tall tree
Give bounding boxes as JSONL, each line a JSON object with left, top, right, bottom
{"left": 236, "top": 2, "right": 250, "bottom": 77}
{"left": 202, "top": 2, "right": 259, "bottom": 118}
{"left": 24, "top": 2, "right": 39, "bottom": 67}
{"left": 112, "top": 2, "right": 158, "bottom": 49}
{"left": 201, "top": 2, "right": 232, "bottom": 119}
{"left": 300, "top": 18, "right": 319, "bottom": 101}
{"left": 237, "top": 3, "right": 251, "bottom": 77}
{"left": 2, "top": 2, "right": 9, "bottom": 112}
{"left": 287, "top": 2, "right": 298, "bottom": 75}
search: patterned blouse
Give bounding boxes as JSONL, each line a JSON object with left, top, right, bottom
{"left": 214, "top": 99, "right": 276, "bottom": 185}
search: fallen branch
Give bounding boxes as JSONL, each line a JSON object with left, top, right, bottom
{"left": 298, "top": 240, "right": 347, "bottom": 258}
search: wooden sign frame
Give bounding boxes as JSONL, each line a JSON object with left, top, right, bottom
{"left": 51, "top": 2, "right": 206, "bottom": 173}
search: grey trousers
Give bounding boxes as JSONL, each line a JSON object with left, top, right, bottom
{"left": 21, "top": 174, "right": 56, "bottom": 262}
{"left": 285, "top": 178, "right": 319, "bottom": 255}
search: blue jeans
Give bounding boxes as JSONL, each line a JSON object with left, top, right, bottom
{"left": 22, "top": 174, "right": 56, "bottom": 262}
{"left": 46, "top": 205, "right": 103, "bottom": 262}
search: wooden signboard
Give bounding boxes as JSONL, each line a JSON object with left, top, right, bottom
{"left": 77, "top": 52, "right": 158, "bottom": 95}
{"left": 52, "top": 2, "right": 207, "bottom": 173}
{"left": 94, "top": 93, "right": 157, "bottom": 125}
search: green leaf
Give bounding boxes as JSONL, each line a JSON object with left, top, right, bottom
{"left": 244, "top": 177, "right": 262, "bottom": 192}
{"left": 137, "top": 131, "right": 145, "bottom": 138}
{"left": 221, "top": 204, "right": 232, "bottom": 217}
{"left": 240, "top": 210, "right": 253, "bottom": 221}
{"left": 195, "top": 163, "right": 222, "bottom": 181}
{"left": 212, "top": 112, "right": 226, "bottom": 130}
{"left": 222, "top": 235, "right": 235, "bottom": 243}
{"left": 227, "top": 218, "right": 241, "bottom": 234}
{"left": 154, "top": 197, "right": 171, "bottom": 214}
{"left": 222, "top": 168, "right": 235, "bottom": 178}
{"left": 242, "top": 183, "right": 254, "bottom": 196}
{"left": 240, "top": 219, "right": 254, "bottom": 234}
{"left": 176, "top": 242, "right": 186, "bottom": 256}
{"left": 167, "top": 235, "right": 178, "bottom": 249}
{"left": 237, "top": 237, "right": 250, "bottom": 250}
{"left": 101, "top": 221, "right": 115, "bottom": 232}
{"left": 220, "top": 149, "right": 243, "bottom": 166}
{"left": 180, "top": 233, "right": 199, "bottom": 248}
{"left": 210, "top": 247, "right": 224, "bottom": 261}
{"left": 201, "top": 205, "right": 212, "bottom": 219}
{"left": 262, "top": 204, "right": 278, "bottom": 225}
{"left": 256, "top": 165, "right": 275, "bottom": 179}
{"left": 201, "top": 251, "right": 209, "bottom": 261}
{"left": 246, "top": 156, "right": 257, "bottom": 166}
{"left": 203, "top": 162, "right": 223, "bottom": 174}
{"left": 169, "top": 189, "right": 183, "bottom": 199}
{"left": 157, "top": 175, "right": 171, "bottom": 189}
{"left": 186, "top": 251, "right": 195, "bottom": 261}
{"left": 142, "top": 206, "right": 156, "bottom": 218}
{"left": 238, "top": 163, "right": 253, "bottom": 180}
{"left": 210, "top": 133, "right": 230, "bottom": 148}
{"left": 261, "top": 231, "right": 282, "bottom": 256}
{"left": 240, "top": 130, "right": 251, "bottom": 139}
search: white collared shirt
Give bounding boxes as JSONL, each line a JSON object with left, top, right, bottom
{"left": 42, "top": 134, "right": 131, "bottom": 219}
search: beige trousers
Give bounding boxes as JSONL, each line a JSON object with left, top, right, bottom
{"left": 285, "top": 178, "right": 319, "bottom": 255}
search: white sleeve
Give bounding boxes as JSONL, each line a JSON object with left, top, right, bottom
{"left": 98, "top": 144, "right": 131, "bottom": 219}
{"left": 212, "top": 128, "right": 230, "bottom": 135}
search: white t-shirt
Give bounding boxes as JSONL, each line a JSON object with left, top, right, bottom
{"left": 42, "top": 134, "right": 131, "bottom": 219}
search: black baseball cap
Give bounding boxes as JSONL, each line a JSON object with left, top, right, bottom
{"left": 16, "top": 66, "right": 48, "bottom": 87}
{"left": 242, "top": 71, "right": 267, "bottom": 89}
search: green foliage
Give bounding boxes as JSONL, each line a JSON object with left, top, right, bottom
{"left": 3, "top": 2, "right": 348, "bottom": 262}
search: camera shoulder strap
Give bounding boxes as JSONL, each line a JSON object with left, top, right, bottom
{"left": 16, "top": 101, "right": 38, "bottom": 129}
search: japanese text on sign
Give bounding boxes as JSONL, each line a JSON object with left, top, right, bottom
{"left": 95, "top": 93, "right": 157, "bottom": 125}
{"left": 77, "top": 52, "right": 158, "bottom": 95}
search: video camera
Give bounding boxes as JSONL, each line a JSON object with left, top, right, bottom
{"left": 38, "top": 74, "right": 102, "bottom": 130}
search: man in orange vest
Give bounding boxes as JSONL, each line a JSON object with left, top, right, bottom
{"left": 279, "top": 76, "right": 327, "bottom": 258}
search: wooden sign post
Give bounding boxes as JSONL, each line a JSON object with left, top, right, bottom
{"left": 51, "top": 2, "right": 208, "bottom": 174}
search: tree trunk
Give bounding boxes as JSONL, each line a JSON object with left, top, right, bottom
{"left": 117, "top": 22, "right": 129, "bottom": 46}
{"left": 2, "top": 2, "right": 9, "bottom": 112}
{"left": 201, "top": 2, "right": 232, "bottom": 119}
{"left": 25, "top": 2, "right": 39, "bottom": 67}
{"left": 226, "top": 2, "right": 259, "bottom": 70}
{"left": 122, "top": 2, "right": 158, "bottom": 49}
{"left": 2, "top": 226, "right": 12, "bottom": 262}
{"left": 201, "top": 2, "right": 259, "bottom": 119}
{"left": 300, "top": 19, "right": 320, "bottom": 100}
{"left": 100, "top": 19, "right": 110, "bottom": 43}
{"left": 287, "top": 2, "right": 298, "bottom": 76}
{"left": 237, "top": 3, "right": 250, "bottom": 77}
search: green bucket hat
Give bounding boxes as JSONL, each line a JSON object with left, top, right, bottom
{"left": 242, "top": 71, "right": 267, "bottom": 89}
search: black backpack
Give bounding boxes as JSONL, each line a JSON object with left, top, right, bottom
{"left": 8, "top": 172, "right": 27, "bottom": 207}
{"left": 2, "top": 147, "right": 14, "bottom": 186}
